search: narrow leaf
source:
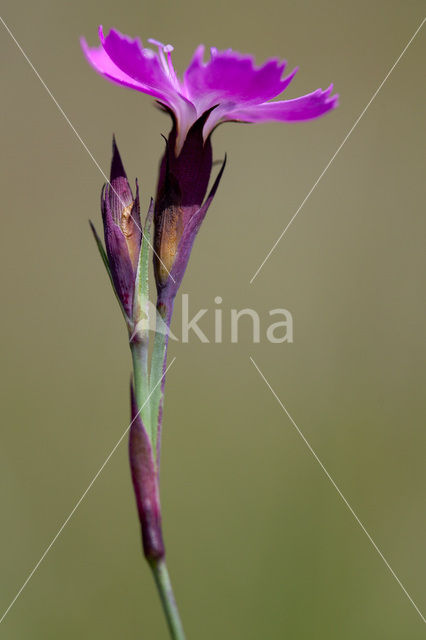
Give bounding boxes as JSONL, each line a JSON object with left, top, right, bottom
{"left": 89, "top": 220, "right": 130, "bottom": 324}
{"left": 132, "top": 197, "right": 154, "bottom": 338}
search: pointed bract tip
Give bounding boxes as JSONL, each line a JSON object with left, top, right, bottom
{"left": 110, "top": 135, "right": 127, "bottom": 182}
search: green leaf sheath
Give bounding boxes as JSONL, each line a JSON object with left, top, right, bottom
{"left": 131, "top": 200, "right": 154, "bottom": 434}
{"left": 149, "top": 297, "right": 173, "bottom": 462}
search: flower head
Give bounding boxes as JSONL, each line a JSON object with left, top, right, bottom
{"left": 81, "top": 26, "right": 338, "bottom": 153}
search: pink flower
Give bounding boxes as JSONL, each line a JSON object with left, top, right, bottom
{"left": 81, "top": 26, "right": 338, "bottom": 153}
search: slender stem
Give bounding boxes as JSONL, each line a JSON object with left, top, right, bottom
{"left": 130, "top": 338, "right": 151, "bottom": 434}
{"left": 150, "top": 558, "right": 186, "bottom": 640}
{"left": 131, "top": 300, "right": 185, "bottom": 639}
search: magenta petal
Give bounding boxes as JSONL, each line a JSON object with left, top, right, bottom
{"left": 184, "top": 46, "right": 293, "bottom": 115}
{"left": 81, "top": 26, "right": 197, "bottom": 145}
{"left": 81, "top": 26, "right": 172, "bottom": 104}
{"left": 81, "top": 35, "right": 151, "bottom": 94}
{"left": 230, "top": 86, "right": 339, "bottom": 123}
{"left": 100, "top": 28, "right": 176, "bottom": 101}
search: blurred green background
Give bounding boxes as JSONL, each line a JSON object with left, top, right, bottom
{"left": 1, "top": 1, "right": 425, "bottom": 638}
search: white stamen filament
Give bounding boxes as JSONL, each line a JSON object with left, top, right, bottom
{"left": 148, "top": 38, "right": 182, "bottom": 92}
{"left": 164, "top": 46, "right": 180, "bottom": 90}
{"left": 147, "top": 38, "right": 168, "bottom": 74}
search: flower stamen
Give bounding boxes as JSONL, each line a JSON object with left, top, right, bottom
{"left": 147, "top": 38, "right": 169, "bottom": 74}
{"left": 164, "top": 45, "right": 180, "bottom": 91}
{"left": 148, "top": 39, "right": 181, "bottom": 92}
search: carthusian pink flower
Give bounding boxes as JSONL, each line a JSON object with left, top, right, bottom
{"left": 82, "top": 26, "right": 337, "bottom": 302}
{"left": 84, "top": 25, "right": 338, "bottom": 640}
{"left": 81, "top": 26, "right": 338, "bottom": 154}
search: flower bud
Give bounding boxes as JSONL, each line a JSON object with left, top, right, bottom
{"left": 101, "top": 137, "right": 142, "bottom": 318}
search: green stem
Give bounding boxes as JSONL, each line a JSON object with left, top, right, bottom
{"left": 130, "top": 338, "right": 151, "bottom": 435}
{"left": 131, "top": 323, "right": 186, "bottom": 639}
{"left": 150, "top": 559, "right": 186, "bottom": 640}
{"left": 131, "top": 297, "right": 183, "bottom": 638}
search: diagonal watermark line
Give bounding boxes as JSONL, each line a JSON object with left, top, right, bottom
{"left": 249, "top": 17, "right": 426, "bottom": 284}
{"left": 0, "top": 357, "right": 176, "bottom": 625}
{"left": 0, "top": 15, "right": 176, "bottom": 284}
{"left": 250, "top": 356, "right": 426, "bottom": 625}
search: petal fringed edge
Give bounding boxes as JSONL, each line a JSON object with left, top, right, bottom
{"left": 184, "top": 45, "right": 296, "bottom": 115}
{"left": 100, "top": 27, "right": 180, "bottom": 104}
{"left": 229, "top": 86, "right": 339, "bottom": 123}
{"left": 81, "top": 35, "right": 153, "bottom": 94}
